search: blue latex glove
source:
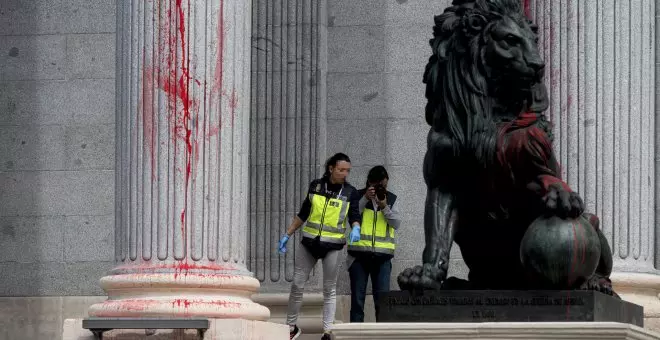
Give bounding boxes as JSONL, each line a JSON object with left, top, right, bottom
{"left": 349, "top": 225, "right": 361, "bottom": 244}
{"left": 278, "top": 235, "right": 290, "bottom": 254}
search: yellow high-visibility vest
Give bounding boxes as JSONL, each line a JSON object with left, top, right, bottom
{"left": 347, "top": 205, "right": 396, "bottom": 255}
{"left": 302, "top": 184, "right": 350, "bottom": 245}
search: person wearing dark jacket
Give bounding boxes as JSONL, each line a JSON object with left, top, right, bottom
{"left": 346, "top": 165, "right": 401, "bottom": 322}
{"left": 277, "top": 153, "right": 362, "bottom": 340}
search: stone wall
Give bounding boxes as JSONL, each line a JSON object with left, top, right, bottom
{"left": 0, "top": 0, "right": 116, "bottom": 297}
{"left": 0, "top": 1, "right": 116, "bottom": 338}
{"left": 248, "top": 0, "right": 329, "bottom": 293}
{"left": 325, "top": 0, "right": 469, "bottom": 295}
{"left": 527, "top": 0, "right": 657, "bottom": 274}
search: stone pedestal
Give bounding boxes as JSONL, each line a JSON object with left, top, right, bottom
{"left": 377, "top": 290, "right": 643, "bottom": 326}
{"left": 63, "top": 318, "right": 287, "bottom": 340}
{"left": 85, "top": 0, "right": 271, "bottom": 322}
{"left": 331, "top": 322, "right": 660, "bottom": 340}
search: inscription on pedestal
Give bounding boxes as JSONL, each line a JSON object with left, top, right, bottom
{"left": 378, "top": 290, "right": 643, "bottom": 327}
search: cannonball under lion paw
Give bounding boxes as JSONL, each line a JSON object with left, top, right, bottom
{"left": 520, "top": 215, "right": 601, "bottom": 289}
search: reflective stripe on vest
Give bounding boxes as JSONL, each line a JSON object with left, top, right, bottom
{"left": 348, "top": 207, "right": 396, "bottom": 255}
{"left": 302, "top": 192, "right": 349, "bottom": 244}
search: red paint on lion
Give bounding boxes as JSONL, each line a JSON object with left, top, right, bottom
{"left": 497, "top": 112, "right": 572, "bottom": 195}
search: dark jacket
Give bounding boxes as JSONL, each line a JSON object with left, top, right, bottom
{"left": 348, "top": 188, "right": 400, "bottom": 261}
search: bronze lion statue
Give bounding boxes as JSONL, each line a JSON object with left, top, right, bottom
{"left": 397, "top": 0, "right": 616, "bottom": 296}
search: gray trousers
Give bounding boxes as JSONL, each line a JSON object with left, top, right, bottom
{"left": 286, "top": 243, "right": 340, "bottom": 332}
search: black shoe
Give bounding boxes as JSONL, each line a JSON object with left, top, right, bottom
{"left": 321, "top": 333, "right": 332, "bottom": 340}
{"left": 289, "top": 325, "right": 301, "bottom": 340}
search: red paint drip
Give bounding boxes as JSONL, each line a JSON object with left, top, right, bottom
{"left": 137, "top": 2, "right": 230, "bottom": 252}
{"left": 173, "top": 299, "right": 193, "bottom": 308}
{"left": 141, "top": 67, "right": 157, "bottom": 181}
{"left": 116, "top": 261, "right": 235, "bottom": 271}
{"left": 567, "top": 220, "right": 580, "bottom": 318}
{"left": 214, "top": 1, "right": 225, "bottom": 95}
{"left": 229, "top": 88, "right": 238, "bottom": 127}
{"left": 172, "top": 299, "right": 242, "bottom": 309}
{"left": 171, "top": 0, "right": 193, "bottom": 248}
{"left": 522, "top": 0, "right": 531, "bottom": 18}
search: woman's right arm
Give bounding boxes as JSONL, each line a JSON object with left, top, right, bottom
{"left": 285, "top": 215, "right": 305, "bottom": 236}
{"left": 285, "top": 191, "right": 312, "bottom": 236}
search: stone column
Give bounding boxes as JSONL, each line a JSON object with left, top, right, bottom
{"left": 248, "top": 0, "right": 328, "bottom": 288}
{"left": 247, "top": 0, "right": 330, "bottom": 334}
{"left": 88, "top": 0, "right": 269, "bottom": 320}
{"left": 528, "top": 0, "right": 659, "bottom": 330}
{"left": 248, "top": 0, "right": 327, "bottom": 337}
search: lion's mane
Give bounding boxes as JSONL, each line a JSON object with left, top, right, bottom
{"left": 423, "top": 0, "right": 536, "bottom": 161}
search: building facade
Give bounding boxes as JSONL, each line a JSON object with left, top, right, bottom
{"left": 0, "top": 0, "right": 659, "bottom": 339}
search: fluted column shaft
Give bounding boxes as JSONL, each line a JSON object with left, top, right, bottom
{"left": 248, "top": 0, "right": 328, "bottom": 289}
{"left": 89, "top": 0, "right": 269, "bottom": 320}
{"left": 528, "top": 0, "right": 656, "bottom": 273}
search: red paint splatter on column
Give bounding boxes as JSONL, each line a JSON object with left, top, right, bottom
{"left": 167, "top": 0, "right": 193, "bottom": 247}
{"left": 173, "top": 299, "right": 193, "bottom": 308}
{"left": 229, "top": 88, "right": 238, "bottom": 127}
{"left": 136, "top": 1, "right": 231, "bottom": 261}
{"left": 214, "top": 1, "right": 225, "bottom": 95}
{"left": 141, "top": 67, "right": 157, "bottom": 181}
{"left": 172, "top": 299, "right": 242, "bottom": 309}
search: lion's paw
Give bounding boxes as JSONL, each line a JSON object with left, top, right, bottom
{"left": 543, "top": 183, "right": 584, "bottom": 219}
{"left": 397, "top": 263, "right": 445, "bottom": 291}
{"left": 580, "top": 275, "right": 619, "bottom": 298}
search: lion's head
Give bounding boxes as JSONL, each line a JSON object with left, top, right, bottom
{"left": 424, "top": 0, "right": 548, "bottom": 149}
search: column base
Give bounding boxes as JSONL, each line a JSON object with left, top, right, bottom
{"left": 330, "top": 322, "right": 660, "bottom": 340}
{"left": 88, "top": 272, "right": 270, "bottom": 321}
{"left": 612, "top": 272, "right": 660, "bottom": 333}
{"left": 63, "top": 318, "right": 288, "bottom": 340}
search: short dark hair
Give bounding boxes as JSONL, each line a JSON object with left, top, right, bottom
{"left": 366, "top": 165, "right": 389, "bottom": 186}
{"left": 323, "top": 153, "right": 351, "bottom": 178}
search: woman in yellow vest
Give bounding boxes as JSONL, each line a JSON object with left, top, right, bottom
{"left": 277, "top": 152, "right": 362, "bottom": 340}
{"left": 346, "top": 165, "right": 401, "bottom": 322}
